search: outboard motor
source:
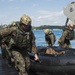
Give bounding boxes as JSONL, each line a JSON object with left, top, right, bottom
{"left": 63, "top": 2, "right": 75, "bottom": 24}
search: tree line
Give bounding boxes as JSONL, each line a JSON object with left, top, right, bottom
{"left": 32, "top": 25, "right": 65, "bottom": 30}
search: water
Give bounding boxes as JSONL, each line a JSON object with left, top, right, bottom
{"left": 33, "top": 29, "right": 75, "bottom": 48}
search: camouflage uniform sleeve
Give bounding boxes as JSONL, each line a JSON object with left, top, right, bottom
{"left": 58, "top": 30, "right": 68, "bottom": 45}
{"left": 0, "top": 27, "right": 16, "bottom": 38}
{"left": 31, "top": 31, "right": 37, "bottom": 54}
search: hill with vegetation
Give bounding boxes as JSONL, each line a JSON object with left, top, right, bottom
{"left": 32, "top": 25, "right": 65, "bottom": 30}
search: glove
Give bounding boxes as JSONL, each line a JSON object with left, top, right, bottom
{"left": 34, "top": 54, "right": 39, "bottom": 61}
{"left": 32, "top": 47, "right": 37, "bottom": 53}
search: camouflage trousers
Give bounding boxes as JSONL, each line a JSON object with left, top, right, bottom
{"left": 12, "top": 51, "right": 30, "bottom": 75}
{"left": 1, "top": 44, "right": 12, "bottom": 67}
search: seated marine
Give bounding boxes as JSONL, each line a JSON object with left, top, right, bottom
{"left": 44, "top": 29, "right": 56, "bottom": 47}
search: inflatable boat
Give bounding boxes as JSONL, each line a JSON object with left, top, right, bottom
{"left": 28, "top": 46, "right": 75, "bottom": 75}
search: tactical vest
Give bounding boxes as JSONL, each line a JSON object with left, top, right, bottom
{"left": 15, "top": 28, "right": 32, "bottom": 48}
{"left": 63, "top": 27, "right": 74, "bottom": 40}
{"left": 45, "top": 32, "right": 56, "bottom": 43}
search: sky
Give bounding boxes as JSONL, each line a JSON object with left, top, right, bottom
{"left": 0, "top": 0, "right": 75, "bottom": 26}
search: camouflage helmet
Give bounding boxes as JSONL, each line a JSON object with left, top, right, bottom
{"left": 20, "top": 14, "right": 31, "bottom": 25}
{"left": 68, "top": 23, "right": 74, "bottom": 28}
{"left": 44, "top": 29, "right": 52, "bottom": 34}
{"left": 11, "top": 21, "right": 16, "bottom": 26}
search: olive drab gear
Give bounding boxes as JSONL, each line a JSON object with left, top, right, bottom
{"left": 0, "top": 27, "right": 16, "bottom": 39}
{"left": 44, "top": 29, "right": 56, "bottom": 46}
{"left": 15, "top": 28, "right": 34, "bottom": 49}
{"left": 20, "top": 14, "right": 31, "bottom": 25}
{"left": 63, "top": 27, "right": 74, "bottom": 40}
{"left": 45, "top": 32, "right": 55, "bottom": 41}
{"left": 58, "top": 26, "right": 74, "bottom": 48}
{"left": 66, "top": 30, "right": 74, "bottom": 40}
{"left": 45, "top": 32, "right": 56, "bottom": 46}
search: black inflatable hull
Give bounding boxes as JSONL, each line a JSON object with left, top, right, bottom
{"left": 28, "top": 46, "right": 75, "bottom": 75}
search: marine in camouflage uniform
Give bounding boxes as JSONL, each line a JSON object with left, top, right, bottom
{"left": 44, "top": 29, "right": 56, "bottom": 46}
{"left": 0, "top": 14, "right": 38, "bottom": 75}
{"left": 58, "top": 23, "right": 74, "bottom": 48}
{"left": 0, "top": 23, "right": 18, "bottom": 67}
{"left": 0, "top": 27, "right": 17, "bottom": 61}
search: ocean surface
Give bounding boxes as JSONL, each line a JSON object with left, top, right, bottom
{"left": 0, "top": 29, "right": 75, "bottom": 53}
